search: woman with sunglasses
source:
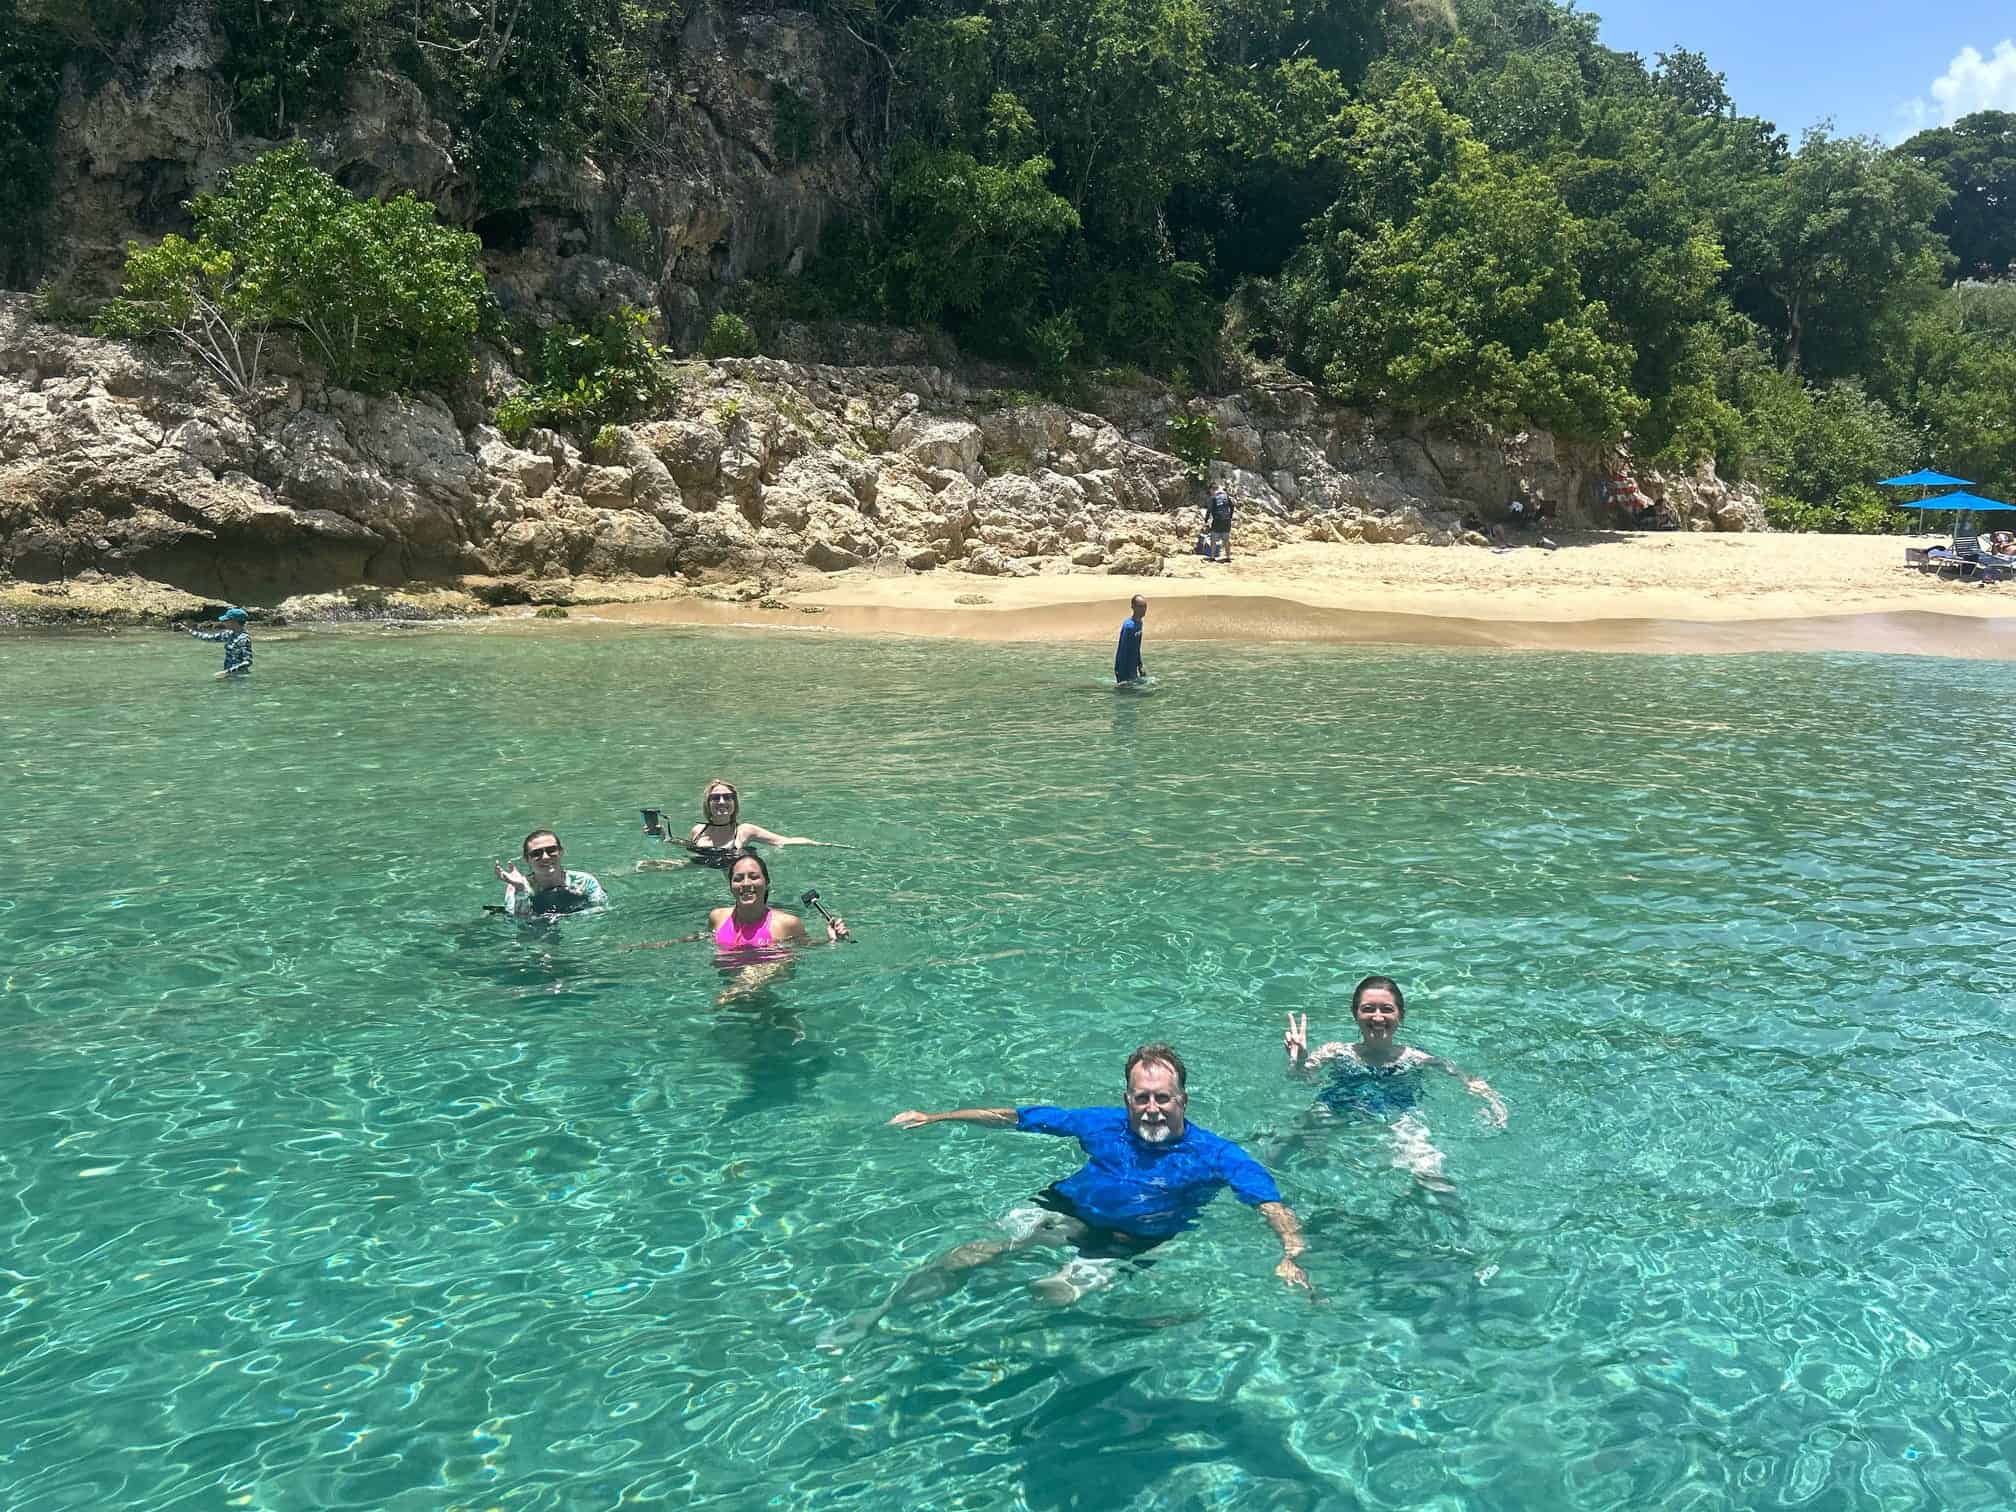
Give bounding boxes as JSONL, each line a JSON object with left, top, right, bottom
{"left": 645, "top": 779, "right": 830, "bottom": 869}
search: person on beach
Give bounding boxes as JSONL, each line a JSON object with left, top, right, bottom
{"left": 642, "top": 780, "right": 829, "bottom": 868}
{"left": 1114, "top": 595, "right": 1148, "bottom": 685}
{"left": 188, "top": 607, "right": 253, "bottom": 677}
{"left": 1204, "top": 486, "right": 1235, "bottom": 562}
{"left": 494, "top": 829, "right": 608, "bottom": 917}
{"left": 1282, "top": 976, "right": 1505, "bottom": 1192}
{"left": 824, "top": 1044, "right": 1307, "bottom": 1345}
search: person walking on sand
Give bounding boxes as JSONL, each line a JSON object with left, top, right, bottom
{"left": 1204, "top": 485, "right": 1235, "bottom": 562}
{"left": 1114, "top": 595, "right": 1148, "bottom": 686}
{"left": 187, "top": 607, "right": 253, "bottom": 677}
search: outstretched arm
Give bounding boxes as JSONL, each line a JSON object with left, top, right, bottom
{"left": 738, "top": 824, "right": 825, "bottom": 847}
{"left": 887, "top": 1108, "right": 1017, "bottom": 1130}
{"left": 1433, "top": 1058, "right": 1507, "bottom": 1127}
{"left": 1258, "top": 1202, "right": 1309, "bottom": 1290}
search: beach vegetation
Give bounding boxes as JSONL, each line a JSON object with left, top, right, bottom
{"left": 97, "top": 145, "right": 486, "bottom": 397}
{"left": 496, "top": 305, "right": 668, "bottom": 442}
{"left": 701, "top": 311, "right": 759, "bottom": 360}
{"left": 1166, "top": 412, "right": 1219, "bottom": 485}
{"left": 6, "top": 0, "right": 2014, "bottom": 522}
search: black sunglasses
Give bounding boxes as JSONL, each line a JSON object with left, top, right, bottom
{"left": 526, "top": 844, "right": 562, "bottom": 859}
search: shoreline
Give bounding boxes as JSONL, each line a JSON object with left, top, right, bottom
{"left": 10, "top": 532, "right": 2016, "bottom": 657}
{"left": 581, "top": 535, "right": 2016, "bottom": 658}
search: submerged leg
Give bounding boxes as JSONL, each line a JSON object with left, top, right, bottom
{"left": 818, "top": 1210, "right": 1083, "bottom": 1349}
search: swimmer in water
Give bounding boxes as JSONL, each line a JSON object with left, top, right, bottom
{"left": 820, "top": 1043, "right": 1306, "bottom": 1349}
{"left": 493, "top": 829, "right": 608, "bottom": 917}
{"left": 1284, "top": 976, "right": 1506, "bottom": 1125}
{"left": 704, "top": 853, "right": 847, "bottom": 1003}
{"left": 642, "top": 780, "right": 831, "bottom": 869}
{"left": 1283, "top": 976, "right": 1504, "bottom": 1194}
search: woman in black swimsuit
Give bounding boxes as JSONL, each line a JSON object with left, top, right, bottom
{"left": 644, "top": 779, "right": 830, "bottom": 868}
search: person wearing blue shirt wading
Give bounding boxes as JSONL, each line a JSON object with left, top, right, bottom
{"left": 821, "top": 1044, "right": 1307, "bottom": 1347}
{"left": 1114, "top": 594, "right": 1147, "bottom": 685}
{"left": 189, "top": 606, "right": 252, "bottom": 677}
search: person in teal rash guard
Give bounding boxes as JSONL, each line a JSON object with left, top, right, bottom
{"left": 492, "top": 829, "right": 608, "bottom": 917}
{"left": 188, "top": 606, "right": 252, "bottom": 676}
{"left": 820, "top": 1044, "right": 1307, "bottom": 1347}
{"left": 1114, "top": 594, "right": 1147, "bottom": 684}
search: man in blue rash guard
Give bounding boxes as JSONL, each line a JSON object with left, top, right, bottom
{"left": 829, "top": 1045, "right": 1305, "bottom": 1341}
{"left": 189, "top": 606, "right": 252, "bottom": 676}
{"left": 1114, "top": 594, "right": 1147, "bottom": 684}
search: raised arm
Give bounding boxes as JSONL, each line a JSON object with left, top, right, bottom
{"left": 886, "top": 1108, "right": 1017, "bottom": 1130}
{"left": 1258, "top": 1202, "right": 1310, "bottom": 1290}
{"left": 1431, "top": 1058, "right": 1507, "bottom": 1128}
{"left": 1283, "top": 1014, "right": 1352, "bottom": 1074}
{"left": 493, "top": 859, "right": 531, "bottom": 915}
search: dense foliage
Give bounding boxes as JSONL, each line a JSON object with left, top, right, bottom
{"left": 7, "top": 0, "right": 2014, "bottom": 520}
{"left": 496, "top": 306, "right": 669, "bottom": 441}
{"left": 98, "top": 145, "right": 487, "bottom": 396}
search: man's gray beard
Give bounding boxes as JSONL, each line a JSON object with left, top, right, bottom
{"left": 1135, "top": 1121, "right": 1175, "bottom": 1143}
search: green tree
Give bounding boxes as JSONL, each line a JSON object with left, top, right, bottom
{"left": 214, "top": 0, "right": 373, "bottom": 135}
{"left": 0, "top": 0, "right": 64, "bottom": 286}
{"left": 1282, "top": 82, "right": 1640, "bottom": 439}
{"left": 1730, "top": 130, "right": 1950, "bottom": 378}
{"left": 882, "top": 142, "right": 1080, "bottom": 330}
{"left": 101, "top": 144, "right": 486, "bottom": 396}
{"left": 1898, "top": 110, "right": 2016, "bottom": 280}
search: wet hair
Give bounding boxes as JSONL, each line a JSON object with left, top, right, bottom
{"left": 1351, "top": 975, "right": 1406, "bottom": 1017}
{"left": 521, "top": 829, "right": 561, "bottom": 857}
{"left": 700, "top": 779, "right": 740, "bottom": 822}
{"left": 726, "top": 851, "right": 771, "bottom": 894}
{"left": 1125, "top": 1042, "right": 1187, "bottom": 1091}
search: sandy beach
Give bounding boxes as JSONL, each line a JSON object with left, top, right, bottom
{"left": 589, "top": 531, "right": 2016, "bottom": 657}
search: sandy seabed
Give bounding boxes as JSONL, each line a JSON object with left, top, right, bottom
{"left": 586, "top": 532, "right": 2016, "bottom": 659}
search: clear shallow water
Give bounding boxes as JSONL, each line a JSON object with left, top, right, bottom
{"left": 3, "top": 624, "right": 2014, "bottom": 1510}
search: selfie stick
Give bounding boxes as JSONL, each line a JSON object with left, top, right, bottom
{"left": 801, "top": 889, "right": 854, "bottom": 941}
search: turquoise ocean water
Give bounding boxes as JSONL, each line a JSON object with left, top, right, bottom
{"left": 3, "top": 624, "right": 2013, "bottom": 1510}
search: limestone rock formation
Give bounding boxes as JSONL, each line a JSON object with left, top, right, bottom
{"left": 0, "top": 296, "right": 1763, "bottom": 605}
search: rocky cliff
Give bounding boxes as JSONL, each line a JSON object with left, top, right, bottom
{"left": 0, "top": 294, "right": 1761, "bottom": 611}
{"left": 36, "top": 0, "right": 878, "bottom": 346}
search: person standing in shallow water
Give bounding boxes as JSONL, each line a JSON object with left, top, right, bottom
{"left": 1114, "top": 595, "right": 1148, "bottom": 685}
{"left": 188, "top": 607, "right": 252, "bottom": 677}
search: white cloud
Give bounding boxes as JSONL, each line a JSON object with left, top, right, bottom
{"left": 1894, "top": 38, "right": 2016, "bottom": 138}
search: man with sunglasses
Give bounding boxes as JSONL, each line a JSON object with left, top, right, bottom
{"left": 493, "top": 829, "right": 608, "bottom": 917}
{"left": 824, "top": 1044, "right": 1306, "bottom": 1345}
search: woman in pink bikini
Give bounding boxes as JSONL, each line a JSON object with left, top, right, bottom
{"left": 709, "top": 853, "right": 849, "bottom": 953}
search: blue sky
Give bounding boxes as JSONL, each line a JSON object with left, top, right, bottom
{"left": 1576, "top": 1, "right": 2016, "bottom": 142}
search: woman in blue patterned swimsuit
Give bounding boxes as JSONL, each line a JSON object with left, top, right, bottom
{"left": 1283, "top": 976, "right": 1506, "bottom": 1190}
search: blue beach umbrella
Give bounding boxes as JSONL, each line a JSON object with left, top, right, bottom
{"left": 1878, "top": 469, "right": 1974, "bottom": 488}
{"left": 1917, "top": 491, "right": 2016, "bottom": 553}
{"left": 1882, "top": 472, "right": 1979, "bottom": 533}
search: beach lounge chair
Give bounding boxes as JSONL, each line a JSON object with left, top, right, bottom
{"left": 1934, "top": 535, "right": 2010, "bottom": 584}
